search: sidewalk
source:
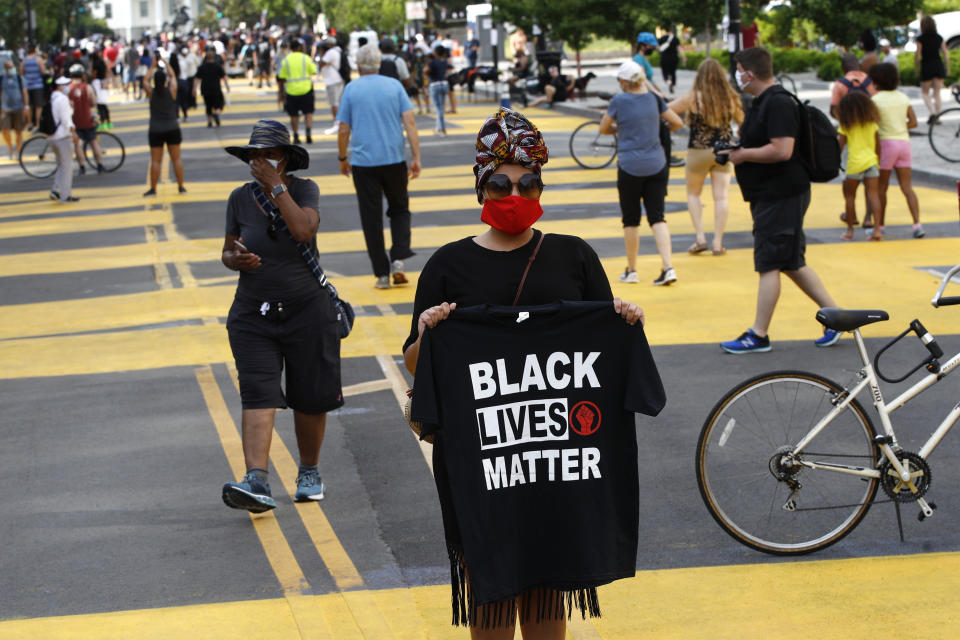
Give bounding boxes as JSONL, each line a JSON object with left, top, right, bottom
{"left": 494, "top": 64, "right": 960, "bottom": 188}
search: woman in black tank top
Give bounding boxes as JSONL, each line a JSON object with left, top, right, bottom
{"left": 143, "top": 56, "right": 186, "bottom": 196}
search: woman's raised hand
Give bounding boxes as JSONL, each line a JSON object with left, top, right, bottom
{"left": 613, "top": 298, "right": 644, "bottom": 326}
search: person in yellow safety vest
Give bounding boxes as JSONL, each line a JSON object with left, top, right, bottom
{"left": 277, "top": 38, "right": 317, "bottom": 144}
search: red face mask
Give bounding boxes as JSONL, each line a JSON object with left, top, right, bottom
{"left": 481, "top": 195, "right": 543, "bottom": 235}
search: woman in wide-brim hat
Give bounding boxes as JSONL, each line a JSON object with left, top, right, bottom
{"left": 220, "top": 119, "right": 343, "bottom": 514}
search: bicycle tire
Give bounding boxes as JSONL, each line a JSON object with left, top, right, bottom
{"left": 928, "top": 108, "right": 960, "bottom": 163}
{"left": 696, "top": 370, "right": 879, "bottom": 555}
{"left": 18, "top": 135, "right": 58, "bottom": 179}
{"left": 777, "top": 74, "right": 797, "bottom": 94}
{"left": 85, "top": 131, "right": 125, "bottom": 172}
{"left": 569, "top": 121, "right": 617, "bottom": 169}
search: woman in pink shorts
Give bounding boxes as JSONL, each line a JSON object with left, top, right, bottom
{"left": 868, "top": 63, "right": 923, "bottom": 238}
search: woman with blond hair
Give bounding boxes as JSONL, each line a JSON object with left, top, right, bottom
{"left": 668, "top": 58, "right": 743, "bottom": 255}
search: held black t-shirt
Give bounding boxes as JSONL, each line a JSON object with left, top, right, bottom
{"left": 411, "top": 301, "right": 666, "bottom": 605}
{"left": 403, "top": 231, "right": 613, "bottom": 353}
{"left": 734, "top": 84, "right": 810, "bottom": 202}
{"left": 224, "top": 179, "right": 321, "bottom": 301}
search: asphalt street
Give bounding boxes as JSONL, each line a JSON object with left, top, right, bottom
{"left": 1, "top": 74, "right": 959, "bottom": 639}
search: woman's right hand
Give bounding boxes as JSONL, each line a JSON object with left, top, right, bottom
{"left": 233, "top": 237, "right": 262, "bottom": 270}
{"left": 417, "top": 302, "right": 457, "bottom": 336}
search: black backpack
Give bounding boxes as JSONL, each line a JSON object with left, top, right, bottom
{"left": 336, "top": 47, "right": 351, "bottom": 84}
{"left": 379, "top": 55, "right": 399, "bottom": 80}
{"left": 37, "top": 100, "right": 58, "bottom": 135}
{"left": 787, "top": 92, "right": 841, "bottom": 183}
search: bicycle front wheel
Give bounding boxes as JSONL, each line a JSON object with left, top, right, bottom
{"left": 928, "top": 108, "right": 960, "bottom": 163}
{"left": 696, "top": 371, "right": 879, "bottom": 555}
{"left": 85, "top": 131, "right": 125, "bottom": 172}
{"left": 569, "top": 121, "right": 617, "bottom": 169}
{"left": 19, "top": 135, "right": 58, "bottom": 179}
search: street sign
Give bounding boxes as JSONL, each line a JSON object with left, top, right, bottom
{"left": 405, "top": 1, "right": 425, "bottom": 21}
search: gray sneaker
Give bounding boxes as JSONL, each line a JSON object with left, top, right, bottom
{"left": 375, "top": 275, "right": 391, "bottom": 289}
{"left": 294, "top": 469, "right": 325, "bottom": 502}
{"left": 222, "top": 473, "right": 277, "bottom": 513}
{"left": 390, "top": 259, "right": 408, "bottom": 285}
{"left": 653, "top": 268, "right": 677, "bottom": 286}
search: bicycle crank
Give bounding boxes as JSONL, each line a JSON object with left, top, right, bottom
{"left": 879, "top": 450, "right": 931, "bottom": 503}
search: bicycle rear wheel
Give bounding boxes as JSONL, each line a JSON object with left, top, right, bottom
{"left": 19, "top": 135, "right": 58, "bottom": 179}
{"left": 696, "top": 371, "right": 879, "bottom": 555}
{"left": 928, "top": 108, "right": 960, "bottom": 163}
{"left": 569, "top": 121, "right": 617, "bottom": 169}
{"left": 85, "top": 131, "right": 125, "bottom": 172}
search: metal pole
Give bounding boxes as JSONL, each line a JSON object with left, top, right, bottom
{"left": 25, "top": 0, "right": 35, "bottom": 46}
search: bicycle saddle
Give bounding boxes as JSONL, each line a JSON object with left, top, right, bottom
{"left": 815, "top": 307, "right": 889, "bottom": 331}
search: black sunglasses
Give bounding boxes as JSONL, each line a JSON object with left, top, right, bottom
{"left": 484, "top": 173, "right": 544, "bottom": 200}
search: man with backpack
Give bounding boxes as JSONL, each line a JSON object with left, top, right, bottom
{"left": 830, "top": 53, "right": 876, "bottom": 119}
{"left": 378, "top": 38, "right": 410, "bottom": 86}
{"left": 720, "top": 47, "right": 841, "bottom": 354}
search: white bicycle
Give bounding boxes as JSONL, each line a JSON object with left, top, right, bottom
{"left": 696, "top": 264, "right": 960, "bottom": 555}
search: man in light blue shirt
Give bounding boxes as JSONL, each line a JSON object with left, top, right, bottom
{"left": 337, "top": 43, "right": 422, "bottom": 289}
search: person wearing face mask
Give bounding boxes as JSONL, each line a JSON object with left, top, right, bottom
{"left": 633, "top": 32, "right": 663, "bottom": 96}
{"left": 720, "top": 47, "right": 841, "bottom": 354}
{"left": 1, "top": 58, "right": 30, "bottom": 159}
{"left": 48, "top": 77, "right": 80, "bottom": 203}
{"left": 219, "top": 119, "right": 340, "bottom": 513}
{"left": 402, "top": 108, "right": 646, "bottom": 640}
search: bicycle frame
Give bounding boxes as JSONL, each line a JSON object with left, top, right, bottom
{"left": 789, "top": 267, "right": 960, "bottom": 515}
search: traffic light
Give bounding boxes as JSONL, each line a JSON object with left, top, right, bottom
{"left": 216, "top": 10, "right": 223, "bottom": 17}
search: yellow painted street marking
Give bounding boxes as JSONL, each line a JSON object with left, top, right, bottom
{"left": 0, "top": 208, "right": 171, "bottom": 238}
{"left": 194, "top": 365, "right": 309, "bottom": 596}
{"left": 5, "top": 551, "right": 960, "bottom": 639}
{"left": 376, "top": 353, "right": 433, "bottom": 473}
{"left": 342, "top": 378, "right": 394, "bottom": 397}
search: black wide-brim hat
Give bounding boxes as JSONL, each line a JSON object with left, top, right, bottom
{"left": 225, "top": 119, "right": 310, "bottom": 172}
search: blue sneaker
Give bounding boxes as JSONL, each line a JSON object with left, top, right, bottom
{"left": 294, "top": 469, "right": 325, "bottom": 502}
{"left": 721, "top": 329, "right": 771, "bottom": 354}
{"left": 222, "top": 473, "right": 277, "bottom": 513}
{"left": 815, "top": 327, "right": 842, "bottom": 347}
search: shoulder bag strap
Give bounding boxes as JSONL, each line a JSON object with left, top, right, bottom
{"left": 512, "top": 231, "right": 545, "bottom": 307}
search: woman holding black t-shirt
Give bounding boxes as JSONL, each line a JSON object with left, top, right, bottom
{"left": 402, "top": 107, "right": 644, "bottom": 640}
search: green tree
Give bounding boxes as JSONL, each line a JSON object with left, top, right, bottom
{"left": 792, "top": 0, "right": 924, "bottom": 47}
{"left": 321, "top": 0, "right": 405, "bottom": 34}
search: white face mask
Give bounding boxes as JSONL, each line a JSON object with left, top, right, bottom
{"left": 735, "top": 69, "right": 751, "bottom": 90}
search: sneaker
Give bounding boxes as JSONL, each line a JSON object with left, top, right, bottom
{"left": 294, "top": 469, "right": 325, "bottom": 502}
{"left": 222, "top": 472, "right": 277, "bottom": 513}
{"left": 669, "top": 154, "right": 685, "bottom": 167}
{"left": 178, "top": 185, "right": 187, "bottom": 194}
{"left": 62, "top": 196, "right": 80, "bottom": 202}
{"left": 391, "top": 259, "right": 408, "bottom": 285}
{"left": 305, "top": 133, "right": 312, "bottom": 144}
{"left": 49, "top": 190, "right": 60, "bottom": 201}
{"left": 619, "top": 268, "right": 638, "bottom": 283}
{"left": 913, "top": 225, "right": 926, "bottom": 239}
{"left": 815, "top": 327, "right": 842, "bottom": 347}
{"left": 653, "top": 267, "right": 677, "bottom": 286}
{"left": 143, "top": 188, "right": 156, "bottom": 197}
{"left": 324, "top": 124, "right": 340, "bottom": 135}
{"left": 375, "top": 275, "right": 391, "bottom": 289}
{"left": 720, "top": 329, "right": 771, "bottom": 354}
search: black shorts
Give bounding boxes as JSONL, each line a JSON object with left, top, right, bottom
{"left": 617, "top": 165, "right": 668, "bottom": 227}
{"left": 202, "top": 91, "right": 224, "bottom": 114}
{"left": 227, "top": 290, "right": 343, "bottom": 414}
{"left": 751, "top": 188, "right": 810, "bottom": 273}
{"left": 284, "top": 91, "right": 315, "bottom": 116}
{"left": 148, "top": 128, "right": 183, "bottom": 147}
{"left": 28, "top": 88, "right": 46, "bottom": 109}
{"left": 76, "top": 127, "right": 98, "bottom": 143}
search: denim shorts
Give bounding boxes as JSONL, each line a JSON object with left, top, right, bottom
{"left": 845, "top": 165, "right": 879, "bottom": 180}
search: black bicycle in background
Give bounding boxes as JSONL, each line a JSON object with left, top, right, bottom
{"left": 928, "top": 84, "right": 960, "bottom": 163}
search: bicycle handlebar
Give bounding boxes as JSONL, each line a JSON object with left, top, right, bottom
{"left": 931, "top": 264, "right": 960, "bottom": 308}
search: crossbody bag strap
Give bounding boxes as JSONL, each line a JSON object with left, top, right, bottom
{"left": 512, "top": 230, "right": 545, "bottom": 307}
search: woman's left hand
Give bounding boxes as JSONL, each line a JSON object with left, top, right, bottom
{"left": 613, "top": 297, "right": 645, "bottom": 326}
{"left": 250, "top": 157, "right": 282, "bottom": 190}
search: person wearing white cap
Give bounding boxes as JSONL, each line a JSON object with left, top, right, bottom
{"left": 47, "top": 76, "right": 80, "bottom": 203}
{"left": 878, "top": 39, "right": 898, "bottom": 67}
{"left": 599, "top": 60, "right": 683, "bottom": 286}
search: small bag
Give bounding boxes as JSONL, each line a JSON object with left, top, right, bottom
{"left": 250, "top": 182, "right": 355, "bottom": 338}
{"left": 405, "top": 231, "right": 545, "bottom": 441}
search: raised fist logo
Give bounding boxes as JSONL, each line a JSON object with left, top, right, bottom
{"left": 569, "top": 401, "right": 601, "bottom": 436}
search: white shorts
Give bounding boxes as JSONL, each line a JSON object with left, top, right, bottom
{"left": 325, "top": 82, "right": 343, "bottom": 109}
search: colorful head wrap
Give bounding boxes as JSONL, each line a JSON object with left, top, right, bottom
{"left": 473, "top": 107, "right": 549, "bottom": 203}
